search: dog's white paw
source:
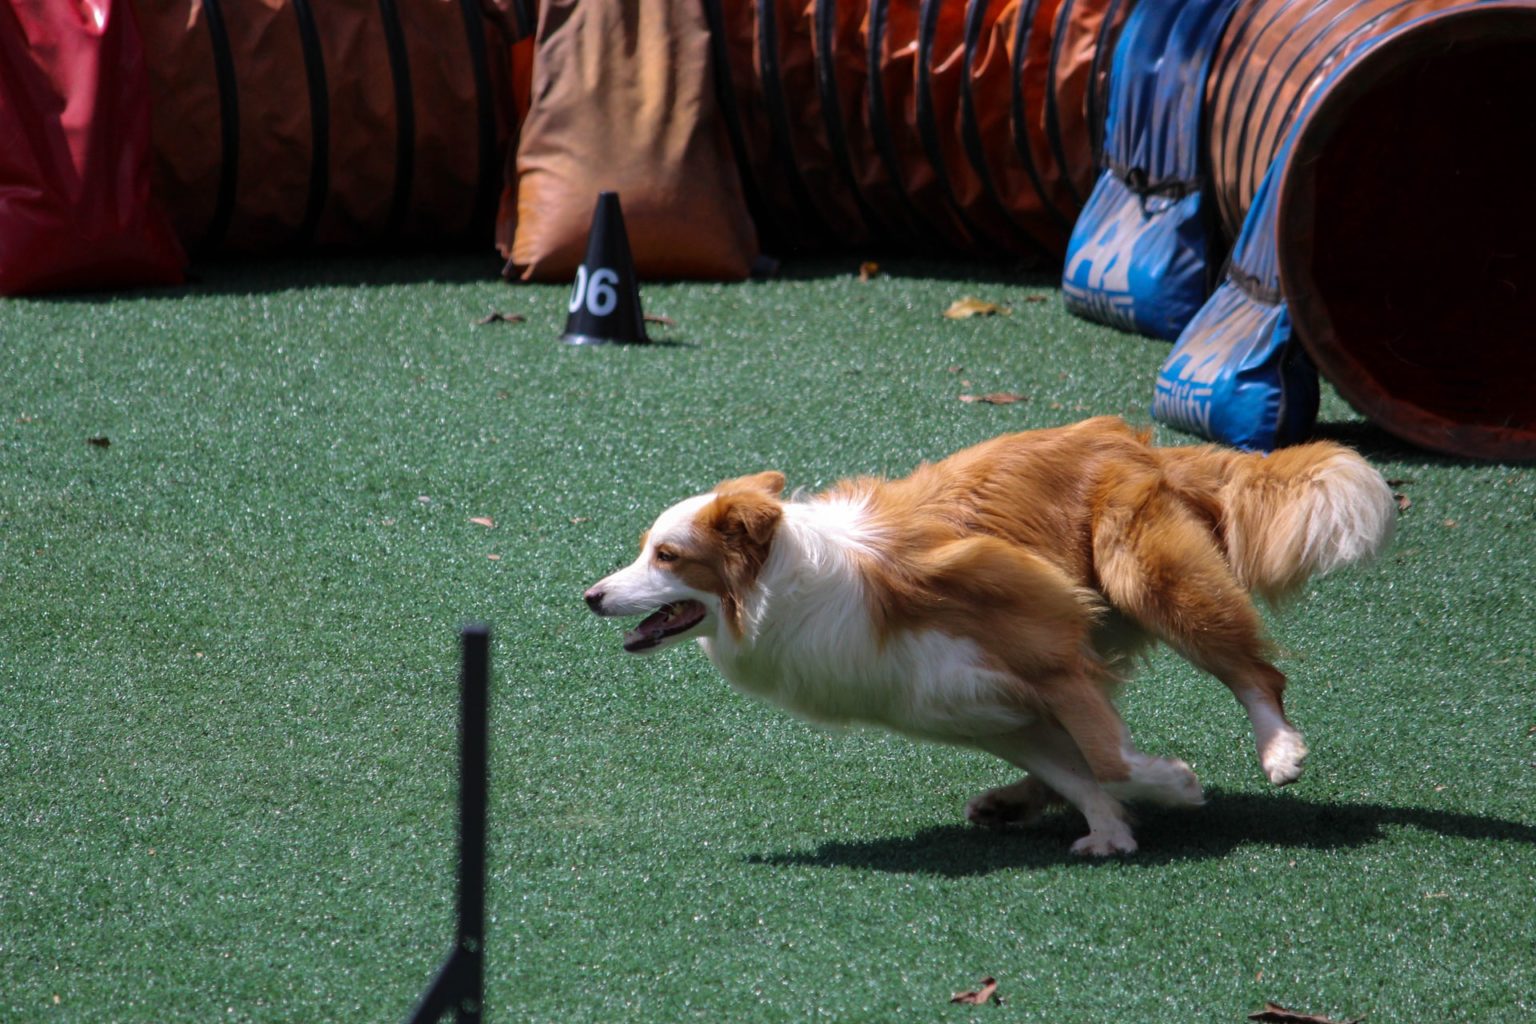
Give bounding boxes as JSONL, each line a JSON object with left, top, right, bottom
{"left": 1130, "top": 757, "right": 1206, "bottom": 808}
{"left": 1069, "top": 825, "right": 1138, "bottom": 857}
{"left": 1261, "top": 730, "right": 1309, "bottom": 787}
{"left": 1173, "top": 762, "right": 1206, "bottom": 806}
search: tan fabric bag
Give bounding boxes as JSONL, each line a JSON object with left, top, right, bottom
{"left": 502, "top": 0, "right": 759, "bottom": 281}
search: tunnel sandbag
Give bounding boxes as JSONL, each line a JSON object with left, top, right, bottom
{"left": 132, "top": 0, "right": 526, "bottom": 254}
{"left": 0, "top": 0, "right": 185, "bottom": 295}
{"left": 1062, "top": 0, "right": 1239, "bottom": 339}
{"left": 1274, "top": 1, "right": 1536, "bottom": 461}
{"left": 1153, "top": 143, "right": 1318, "bottom": 453}
{"left": 502, "top": 0, "right": 760, "bottom": 282}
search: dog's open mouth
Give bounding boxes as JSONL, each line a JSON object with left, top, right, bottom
{"left": 622, "top": 600, "right": 707, "bottom": 653}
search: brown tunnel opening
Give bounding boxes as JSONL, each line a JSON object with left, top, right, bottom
{"left": 1279, "top": 12, "right": 1536, "bottom": 460}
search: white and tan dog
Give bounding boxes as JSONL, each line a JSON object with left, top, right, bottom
{"left": 585, "top": 417, "right": 1395, "bottom": 855}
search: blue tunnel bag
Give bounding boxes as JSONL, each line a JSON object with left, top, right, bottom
{"left": 1062, "top": 0, "right": 1239, "bottom": 340}
{"left": 1152, "top": 52, "right": 1344, "bottom": 452}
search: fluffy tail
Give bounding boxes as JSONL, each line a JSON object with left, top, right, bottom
{"left": 1161, "top": 441, "right": 1397, "bottom": 602}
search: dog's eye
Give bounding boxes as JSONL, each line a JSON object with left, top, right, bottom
{"left": 654, "top": 546, "right": 679, "bottom": 564}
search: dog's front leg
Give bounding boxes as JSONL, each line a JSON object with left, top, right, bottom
{"left": 974, "top": 723, "right": 1138, "bottom": 856}
{"left": 965, "top": 775, "right": 1065, "bottom": 827}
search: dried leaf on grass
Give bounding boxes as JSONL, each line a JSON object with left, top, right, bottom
{"left": 475, "top": 311, "right": 526, "bottom": 325}
{"left": 950, "top": 977, "right": 1000, "bottom": 1006}
{"left": 959, "top": 392, "right": 1027, "bottom": 405}
{"left": 643, "top": 313, "right": 677, "bottom": 328}
{"left": 86, "top": 435, "right": 111, "bottom": 448}
{"left": 469, "top": 517, "right": 496, "bottom": 529}
{"left": 944, "top": 296, "right": 1011, "bottom": 319}
{"left": 1022, "top": 294, "right": 1049, "bottom": 303}
{"left": 1248, "top": 1002, "right": 1364, "bottom": 1024}
{"left": 857, "top": 261, "right": 881, "bottom": 282}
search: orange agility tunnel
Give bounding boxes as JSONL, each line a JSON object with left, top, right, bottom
{"left": 134, "top": 0, "right": 533, "bottom": 254}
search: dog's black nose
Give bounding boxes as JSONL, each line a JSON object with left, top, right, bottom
{"left": 583, "top": 586, "right": 605, "bottom": 613}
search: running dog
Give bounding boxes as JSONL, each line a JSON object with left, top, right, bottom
{"left": 584, "top": 417, "right": 1395, "bottom": 855}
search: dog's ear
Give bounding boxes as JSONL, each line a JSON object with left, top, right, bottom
{"left": 705, "top": 489, "right": 782, "bottom": 553}
{"left": 714, "top": 470, "right": 786, "bottom": 498}
{"left": 702, "top": 489, "right": 782, "bottom": 640}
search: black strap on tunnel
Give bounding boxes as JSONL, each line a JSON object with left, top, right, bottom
{"left": 866, "top": 0, "right": 948, "bottom": 248}
{"left": 1009, "top": 0, "right": 1073, "bottom": 233}
{"left": 1207, "top": 0, "right": 1276, "bottom": 105}
{"left": 700, "top": 0, "right": 773, "bottom": 229}
{"left": 456, "top": 0, "right": 501, "bottom": 243}
{"left": 916, "top": 0, "right": 997, "bottom": 251}
{"left": 198, "top": 0, "right": 239, "bottom": 253}
{"left": 958, "top": 0, "right": 1054, "bottom": 260}
{"left": 756, "top": 0, "right": 836, "bottom": 245}
{"left": 1206, "top": 0, "right": 1294, "bottom": 231}
{"left": 1042, "top": 0, "right": 1085, "bottom": 210}
{"left": 376, "top": 0, "right": 416, "bottom": 241}
{"left": 813, "top": 0, "right": 889, "bottom": 244}
{"left": 508, "top": 0, "right": 534, "bottom": 39}
{"left": 1230, "top": 0, "right": 1334, "bottom": 215}
{"left": 289, "top": 0, "right": 330, "bottom": 248}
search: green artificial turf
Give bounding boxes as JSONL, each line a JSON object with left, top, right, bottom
{"left": 2, "top": 252, "right": 1533, "bottom": 1023}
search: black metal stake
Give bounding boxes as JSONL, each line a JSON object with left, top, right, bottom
{"left": 407, "top": 624, "right": 490, "bottom": 1023}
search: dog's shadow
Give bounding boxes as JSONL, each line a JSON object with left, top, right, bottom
{"left": 748, "top": 789, "right": 1536, "bottom": 876}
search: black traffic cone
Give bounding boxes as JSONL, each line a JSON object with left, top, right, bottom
{"left": 560, "top": 191, "right": 648, "bottom": 346}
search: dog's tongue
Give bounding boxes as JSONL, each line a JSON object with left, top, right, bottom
{"left": 623, "top": 601, "right": 706, "bottom": 652}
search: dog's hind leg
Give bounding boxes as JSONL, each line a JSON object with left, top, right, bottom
{"left": 1093, "top": 484, "right": 1308, "bottom": 786}
{"left": 1224, "top": 662, "right": 1307, "bottom": 786}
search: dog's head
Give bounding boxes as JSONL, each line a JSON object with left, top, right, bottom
{"left": 584, "top": 471, "right": 785, "bottom": 653}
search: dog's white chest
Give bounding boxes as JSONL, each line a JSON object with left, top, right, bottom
{"left": 700, "top": 625, "right": 1032, "bottom": 742}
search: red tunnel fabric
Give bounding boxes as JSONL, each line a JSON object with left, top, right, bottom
{"left": 0, "top": 0, "right": 185, "bottom": 295}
